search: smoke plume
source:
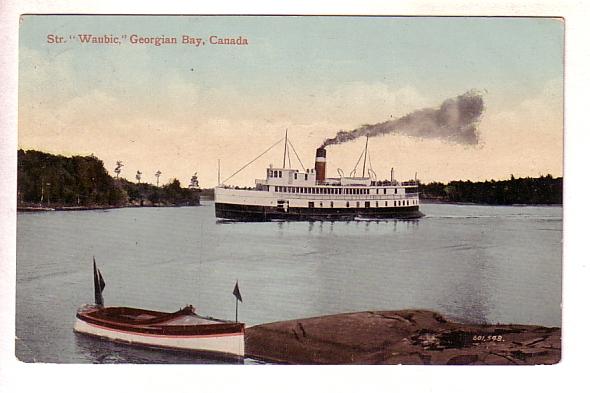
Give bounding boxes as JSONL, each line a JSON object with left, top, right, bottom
{"left": 321, "top": 90, "right": 485, "bottom": 148}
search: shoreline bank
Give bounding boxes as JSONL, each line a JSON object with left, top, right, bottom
{"left": 420, "top": 199, "right": 562, "bottom": 207}
{"left": 16, "top": 203, "right": 201, "bottom": 212}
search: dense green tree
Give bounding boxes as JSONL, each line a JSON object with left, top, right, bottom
{"left": 17, "top": 149, "right": 127, "bottom": 207}
{"left": 17, "top": 150, "right": 200, "bottom": 207}
{"left": 420, "top": 175, "right": 562, "bottom": 205}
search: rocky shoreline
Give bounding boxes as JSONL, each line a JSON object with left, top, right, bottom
{"left": 245, "top": 310, "right": 560, "bottom": 365}
{"left": 420, "top": 198, "right": 562, "bottom": 207}
{"left": 17, "top": 205, "right": 118, "bottom": 212}
{"left": 17, "top": 203, "right": 200, "bottom": 212}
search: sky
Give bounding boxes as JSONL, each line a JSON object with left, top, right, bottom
{"left": 18, "top": 16, "right": 564, "bottom": 187}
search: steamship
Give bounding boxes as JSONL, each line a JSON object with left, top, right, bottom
{"left": 215, "top": 135, "right": 424, "bottom": 221}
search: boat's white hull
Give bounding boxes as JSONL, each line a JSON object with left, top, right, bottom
{"left": 74, "top": 317, "right": 244, "bottom": 357}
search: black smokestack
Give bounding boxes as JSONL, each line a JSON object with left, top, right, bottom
{"left": 321, "top": 90, "right": 485, "bottom": 148}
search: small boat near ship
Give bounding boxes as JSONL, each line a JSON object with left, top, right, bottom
{"left": 215, "top": 133, "right": 424, "bottom": 221}
{"left": 74, "top": 260, "right": 245, "bottom": 359}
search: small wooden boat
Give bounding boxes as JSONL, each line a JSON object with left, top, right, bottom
{"left": 74, "top": 259, "right": 245, "bottom": 359}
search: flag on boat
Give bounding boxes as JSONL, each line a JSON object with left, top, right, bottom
{"left": 93, "top": 257, "right": 106, "bottom": 307}
{"left": 97, "top": 269, "right": 105, "bottom": 292}
{"left": 233, "top": 281, "right": 243, "bottom": 302}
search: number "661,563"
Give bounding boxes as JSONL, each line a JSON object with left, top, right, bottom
{"left": 472, "top": 335, "right": 504, "bottom": 342}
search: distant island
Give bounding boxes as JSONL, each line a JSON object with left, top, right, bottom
{"left": 17, "top": 149, "right": 204, "bottom": 210}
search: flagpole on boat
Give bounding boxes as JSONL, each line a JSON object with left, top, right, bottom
{"left": 233, "top": 280, "right": 242, "bottom": 323}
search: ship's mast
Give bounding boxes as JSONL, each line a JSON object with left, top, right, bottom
{"left": 362, "top": 136, "right": 369, "bottom": 178}
{"left": 282, "top": 129, "right": 288, "bottom": 168}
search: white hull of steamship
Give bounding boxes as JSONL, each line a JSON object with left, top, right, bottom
{"left": 215, "top": 145, "right": 423, "bottom": 221}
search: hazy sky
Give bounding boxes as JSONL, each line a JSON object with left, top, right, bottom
{"left": 18, "top": 16, "right": 563, "bottom": 187}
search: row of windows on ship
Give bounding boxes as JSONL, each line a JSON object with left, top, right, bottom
{"left": 274, "top": 186, "right": 399, "bottom": 195}
{"left": 305, "top": 199, "right": 417, "bottom": 208}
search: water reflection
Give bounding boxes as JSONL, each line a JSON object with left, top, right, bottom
{"left": 436, "top": 235, "right": 493, "bottom": 324}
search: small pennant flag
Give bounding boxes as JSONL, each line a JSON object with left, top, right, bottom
{"left": 97, "top": 269, "right": 106, "bottom": 292}
{"left": 93, "top": 256, "right": 105, "bottom": 307}
{"left": 233, "top": 281, "right": 243, "bottom": 302}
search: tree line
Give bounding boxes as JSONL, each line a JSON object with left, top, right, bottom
{"left": 17, "top": 149, "right": 200, "bottom": 207}
{"left": 17, "top": 149, "right": 562, "bottom": 207}
{"left": 419, "top": 175, "right": 562, "bottom": 205}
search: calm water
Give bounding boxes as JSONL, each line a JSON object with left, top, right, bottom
{"left": 16, "top": 202, "right": 562, "bottom": 363}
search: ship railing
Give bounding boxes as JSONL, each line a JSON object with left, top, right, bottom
{"left": 217, "top": 186, "right": 419, "bottom": 199}
{"left": 271, "top": 192, "right": 419, "bottom": 200}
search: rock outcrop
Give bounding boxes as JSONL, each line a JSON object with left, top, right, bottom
{"left": 245, "top": 310, "right": 560, "bottom": 365}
